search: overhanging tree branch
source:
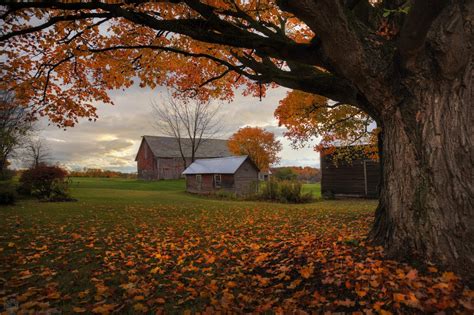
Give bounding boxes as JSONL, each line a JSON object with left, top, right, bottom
{"left": 397, "top": 0, "right": 448, "bottom": 67}
{"left": 0, "top": 12, "right": 112, "bottom": 42}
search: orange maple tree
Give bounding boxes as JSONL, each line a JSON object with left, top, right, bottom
{"left": 228, "top": 126, "right": 282, "bottom": 171}
{"left": 275, "top": 90, "right": 379, "bottom": 162}
{"left": 1, "top": 0, "right": 473, "bottom": 283}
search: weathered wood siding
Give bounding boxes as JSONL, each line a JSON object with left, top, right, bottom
{"left": 233, "top": 159, "right": 259, "bottom": 196}
{"left": 136, "top": 140, "right": 157, "bottom": 180}
{"left": 185, "top": 159, "right": 259, "bottom": 196}
{"left": 186, "top": 174, "right": 214, "bottom": 194}
{"left": 321, "top": 155, "right": 380, "bottom": 198}
{"left": 156, "top": 157, "right": 189, "bottom": 180}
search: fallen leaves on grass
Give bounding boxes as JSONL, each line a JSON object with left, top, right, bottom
{"left": 0, "top": 204, "right": 472, "bottom": 314}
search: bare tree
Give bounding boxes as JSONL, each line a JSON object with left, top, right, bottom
{"left": 0, "top": 91, "right": 32, "bottom": 174}
{"left": 151, "top": 95, "right": 223, "bottom": 169}
{"left": 23, "top": 137, "right": 51, "bottom": 168}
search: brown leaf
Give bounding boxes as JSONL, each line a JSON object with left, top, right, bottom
{"left": 73, "top": 307, "right": 87, "bottom": 313}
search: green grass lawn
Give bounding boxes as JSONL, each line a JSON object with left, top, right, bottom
{"left": 302, "top": 182, "right": 321, "bottom": 198}
{"left": 0, "top": 178, "right": 470, "bottom": 313}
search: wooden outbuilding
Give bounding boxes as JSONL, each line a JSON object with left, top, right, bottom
{"left": 135, "top": 136, "right": 231, "bottom": 180}
{"left": 182, "top": 156, "right": 260, "bottom": 196}
{"left": 320, "top": 146, "right": 380, "bottom": 198}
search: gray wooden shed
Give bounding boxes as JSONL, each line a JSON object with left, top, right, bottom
{"left": 182, "top": 156, "right": 259, "bottom": 196}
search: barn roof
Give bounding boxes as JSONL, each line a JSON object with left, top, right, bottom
{"left": 182, "top": 156, "right": 258, "bottom": 175}
{"left": 138, "top": 136, "right": 231, "bottom": 159}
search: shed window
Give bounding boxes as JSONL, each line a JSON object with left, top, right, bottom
{"left": 214, "top": 174, "right": 222, "bottom": 188}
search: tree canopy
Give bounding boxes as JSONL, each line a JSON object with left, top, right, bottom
{"left": 275, "top": 90, "right": 378, "bottom": 160}
{"left": 1, "top": 0, "right": 422, "bottom": 127}
{"left": 228, "top": 126, "right": 282, "bottom": 171}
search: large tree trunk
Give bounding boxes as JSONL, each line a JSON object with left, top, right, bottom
{"left": 369, "top": 61, "right": 473, "bottom": 282}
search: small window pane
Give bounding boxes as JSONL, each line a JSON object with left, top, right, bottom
{"left": 214, "top": 174, "right": 221, "bottom": 187}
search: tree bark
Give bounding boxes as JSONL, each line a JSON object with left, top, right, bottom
{"left": 369, "top": 59, "right": 474, "bottom": 282}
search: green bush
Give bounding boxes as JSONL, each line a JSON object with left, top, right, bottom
{"left": 18, "top": 165, "right": 74, "bottom": 201}
{"left": 279, "top": 180, "right": 302, "bottom": 203}
{"left": 259, "top": 179, "right": 312, "bottom": 203}
{"left": 260, "top": 179, "right": 279, "bottom": 200}
{"left": 0, "top": 169, "right": 15, "bottom": 180}
{"left": 213, "top": 190, "right": 237, "bottom": 200}
{"left": 0, "top": 183, "right": 17, "bottom": 205}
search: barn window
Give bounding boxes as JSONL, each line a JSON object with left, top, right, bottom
{"left": 214, "top": 174, "right": 221, "bottom": 188}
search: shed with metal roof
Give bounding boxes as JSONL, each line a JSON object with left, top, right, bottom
{"left": 182, "top": 156, "right": 259, "bottom": 196}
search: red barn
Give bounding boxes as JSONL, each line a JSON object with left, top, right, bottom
{"left": 135, "top": 136, "right": 231, "bottom": 180}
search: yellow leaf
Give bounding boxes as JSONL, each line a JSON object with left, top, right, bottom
{"left": 250, "top": 243, "right": 260, "bottom": 250}
{"left": 356, "top": 290, "right": 367, "bottom": 297}
{"left": 206, "top": 255, "right": 216, "bottom": 264}
{"left": 73, "top": 307, "right": 87, "bottom": 313}
{"left": 92, "top": 304, "right": 116, "bottom": 315}
{"left": 133, "top": 295, "right": 145, "bottom": 301}
{"left": 442, "top": 271, "right": 458, "bottom": 282}
{"left": 150, "top": 267, "right": 161, "bottom": 274}
{"left": 254, "top": 253, "right": 269, "bottom": 264}
{"left": 8, "top": 242, "right": 15, "bottom": 247}
{"left": 47, "top": 292, "right": 61, "bottom": 299}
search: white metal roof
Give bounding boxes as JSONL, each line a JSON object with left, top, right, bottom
{"left": 182, "top": 156, "right": 251, "bottom": 175}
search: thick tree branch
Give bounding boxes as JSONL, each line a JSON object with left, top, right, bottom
{"left": 397, "top": 0, "right": 448, "bottom": 67}
{"left": 1, "top": 1, "right": 327, "bottom": 68}
{"left": 2, "top": 1, "right": 373, "bottom": 113}
{"left": 0, "top": 12, "right": 112, "bottom": 42}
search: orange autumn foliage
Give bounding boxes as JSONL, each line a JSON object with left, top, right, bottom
{"left": 1, "top": 1, "right": 315, "bottom": 127}
{"left": 275, "top": 90, "right": 379, "bottom": 162}
{"left": 227, "top": 126, "right": 282, "bottom": 171}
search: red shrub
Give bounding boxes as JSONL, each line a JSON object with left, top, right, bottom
{"left": 19, "top": 165, "right": 72, "bottom": 201}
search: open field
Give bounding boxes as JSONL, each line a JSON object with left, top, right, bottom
{"left": 0, "top": 178, "right": 471, "bottom": 313}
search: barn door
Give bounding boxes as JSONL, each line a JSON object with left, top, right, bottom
{"left": 363, "top": 160, "right": 380, "bottom": 197}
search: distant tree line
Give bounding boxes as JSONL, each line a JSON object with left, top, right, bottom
{"left": 69, "top": 168, "right": 137, "bottom": 179}
{"left": 272, "top": 166, "right": 321, "bottom": 183}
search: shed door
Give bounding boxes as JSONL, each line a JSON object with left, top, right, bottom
{"left": 196, "top": 175, "right": 202, "bottom": 190}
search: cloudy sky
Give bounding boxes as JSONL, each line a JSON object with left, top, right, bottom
{"left": 22, "top": 85, "right": 321, "bottom": 173}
